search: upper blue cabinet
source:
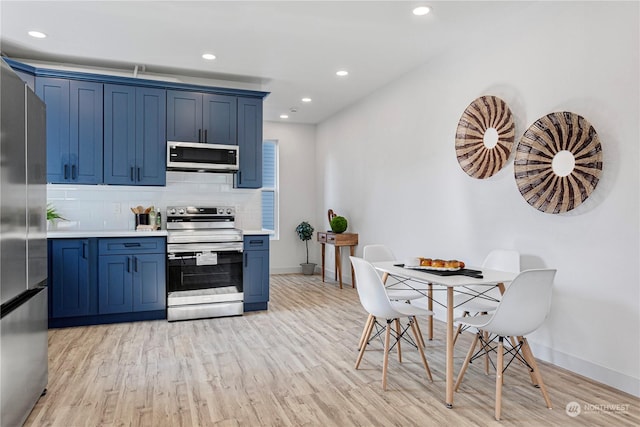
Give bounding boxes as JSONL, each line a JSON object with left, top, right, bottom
{"left": 6, "top": 58, "right": 267, "bottom": 188}
{"left": 104, "top": 84, "right": 166, "bottom": 186}
{"left": 36, "top": 77, "right": 103, "bottom": 184}
{"left": 236, "top": 97, "right": 263, "bottom": 189}
{"left": 167, "top": 90, "right": 237, "bottom": 145}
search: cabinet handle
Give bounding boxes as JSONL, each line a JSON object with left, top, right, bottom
{"left": 137, "top": 167, "right": 141, "bottom": 182}
{"left": 198, "top": 129, "right": 202, "bottom": 143}
{"left": 127, "top": 257, "right": 131, "bottom": 273}
{"left": 124, "top": 242, "right": 141, "bottom": 247}
{"left": 64, "top": 164, "right": 69, "bottom": 180}
{"left": 130, "top": 167, "right": 134, "bottom": 181}
{"left": 134, "top": 256, "right": 138, "bottom": 272}
{"left": 238, "top": 171, "right": 242, "bottom": 184}
{"left": 82, "top": 242, "right": 87, "bottom": 259}
{"left": 71, "top": 164, "right": 76, "bottom": 180}
{"left": 204, "top": 129, "right": 208, "bottom": 143}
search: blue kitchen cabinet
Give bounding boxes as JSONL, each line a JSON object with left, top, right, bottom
{"left": 236, "top": 97, "right": 263, "bottom": 188}
{"left": 243, "top": 235, "right": 270, "bottom": 311}
{"left": 35, "top": 77, "right": 103, "bottom": 184}
{"left": 104, "top": 84, "right": 166, "bottom": 185}
{"left": 167, "top": 90, "right": 237, "bottom": 145}
{"left": 49, "top": 239, "right": 97, "bottom": 318}
{"left": 98, "top": 237, "right": 166, "bottom": 314}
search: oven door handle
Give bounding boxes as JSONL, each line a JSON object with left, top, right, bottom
{"left": 168, "top": 254, "right": 197, "bottom": 260}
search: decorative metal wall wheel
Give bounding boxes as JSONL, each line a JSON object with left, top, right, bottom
{"left": 455, "top": 96, "right": 515, "bottom": 179}
{"left": 514, "top": 112, "right": 603, "bottom": 214}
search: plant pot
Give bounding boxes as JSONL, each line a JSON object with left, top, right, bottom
{"left": 300, "top": 263, "right": 316, "bottom": 275}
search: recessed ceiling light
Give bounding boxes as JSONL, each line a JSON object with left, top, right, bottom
{"left": 336, "top": 70, "right": 349, "bottom": 77}
{"left": 28, "top": 30, "right": 47, "bottom": 39}
{"left": 301, "top": 97, "right": 312, "bottom": 103}
{"left": 413, "top": 6, "right": 431, "bottom": 16}
{"left": 280, "top": 114, "right": 289, "bottom": 119}
{"left": 202, "top": 53, "right": 216, "bottom": 60}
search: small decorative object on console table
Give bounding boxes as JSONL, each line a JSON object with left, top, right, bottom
{"left": 296, "top": 221, "right": 316, "bottom": 275}
{"left": 317, "top": 231, "right": 358, "bottom": 289}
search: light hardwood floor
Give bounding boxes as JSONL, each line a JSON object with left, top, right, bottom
{"left": 26, "top": 274, "right": 639, "bottom": 426}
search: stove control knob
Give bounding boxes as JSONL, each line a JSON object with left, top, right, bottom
{"left": 178, "top": 208, "right": 185, "bottom": 215}
{"left": 168, "top": 208, "right": 176, "bottom": 215}
{"left": 226, "top": 208, "right": 233, "bottom": 215}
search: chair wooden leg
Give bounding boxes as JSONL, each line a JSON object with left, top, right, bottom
{"left": 454, "top": 332, "right": 479, "bottom": 391}
{"left": 495, "top": 337, "right": 504, "bottom": 421}
{"left": 410, "top": 318, "right": 432, "bottom": 382}
{"left": 382, "top": 321, "right": 391, "bottom": 390}
{"left": 413, "top": 316, "right": 426, "bottom": 348}
{"left": 452, "top": 311, "right": 469, "bottom": 346}
{"left": 516, "top": 335, "right": 538, "bottom": 386}
{"left": 395, "top": 318, "right": 402, "bottom": 362}
{"left": 358, "top": 314, "right": 374, "bottom": 351}
{"left": 520, "top": 337, "right": 552, "bottom": 409}
{"left": 355, "top": 315, "right": 375, "bottom": 369}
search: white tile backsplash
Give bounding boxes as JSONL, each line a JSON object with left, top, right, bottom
{"left": 47, "top": 172, "right": 261, "bottom": 231}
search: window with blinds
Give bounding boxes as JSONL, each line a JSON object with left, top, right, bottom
{"left": 262, "top": 140, "right": 278, "bottom": 237}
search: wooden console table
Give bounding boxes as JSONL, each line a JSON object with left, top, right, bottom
{"left": 317, "top": 232, "right": 358, "bottom": 289}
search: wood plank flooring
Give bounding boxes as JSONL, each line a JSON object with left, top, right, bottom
{"left": 25, "top": 274, "right": 639, "bottom": 426}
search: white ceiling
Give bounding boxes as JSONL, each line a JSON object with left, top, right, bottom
{"left": 0, "top": 1, "right": 528, "bottom": 124}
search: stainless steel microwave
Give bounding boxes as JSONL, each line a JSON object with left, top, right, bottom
{"left": 167, "top": 141, "right": 239, "bottom": 172}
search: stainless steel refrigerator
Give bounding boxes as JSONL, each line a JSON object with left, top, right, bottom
{"left": 0, "top": 59, "right": 48, "bottom": 427}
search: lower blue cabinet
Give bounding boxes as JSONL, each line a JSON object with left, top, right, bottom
{"left": 49, "top": 239, "right": 96, "bottom": 318}
{"left": 243, "top": 235, "right": 270, "bottom": 311}
{"left": 48, "top": 237, "right": 166, "bottom": 327}
{"left": 98, "top": 253, "right": 165, "bottom": 314}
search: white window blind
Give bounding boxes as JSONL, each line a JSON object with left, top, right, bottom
{"left": 262, "top": 140, "right": 278, "bottom": 237}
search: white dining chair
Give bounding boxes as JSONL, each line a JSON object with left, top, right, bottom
{"left": 452, "top": 249, "right": 520, "bottom": 346}
{"left": 454, "top": 268, "right": 556, "bottom": 421}
{"left": 350, "top": 256, "right": 433, "bottom": 390}
{"left": 359, "top": 244, "right": 427, "bottom": 351}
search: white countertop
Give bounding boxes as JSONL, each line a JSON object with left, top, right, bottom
{"left": 242, "top": 229, "right": 271, "bottom": 235}
{"left": 48, "top": 229, "right": 269, "bottom": 238}
{"left": 47, "top": 230, "right": 168, "bottom": 238}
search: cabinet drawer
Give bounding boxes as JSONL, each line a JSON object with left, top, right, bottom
{"left": 99, "top": 237, "right": 165, "bottom": 255}
{"left": 243, "top": 235, "right": 269, "bottom": 251}
{"left": 317, "top": 232, "right": 327, "bottom": 243}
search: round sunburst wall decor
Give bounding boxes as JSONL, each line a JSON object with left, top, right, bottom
{"left": 455, "top": 95, "right": 515, "bottom": 179}
{"left": 514, "top": 112, "right": 603, "bottom": 214}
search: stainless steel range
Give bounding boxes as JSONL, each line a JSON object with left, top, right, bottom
{"left": 166, "top": 206, "right": 243, "bottom": 321}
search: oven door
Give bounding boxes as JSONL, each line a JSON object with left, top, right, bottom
{"left": 167, "top": 250, "right": 243, "bottom": 296}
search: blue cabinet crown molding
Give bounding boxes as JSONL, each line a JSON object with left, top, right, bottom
{"left": 3, "top": 57, "right": 270, "bottom": 99}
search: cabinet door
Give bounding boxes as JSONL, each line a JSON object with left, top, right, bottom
{"left": 104, "top": 84, "right": 136, "bottom": 184}
{"left": 243, "top": 250, "right": 269, "bottom": 304}
{"left": 132, "top": 253, "right": 166, "bottom": 312}
{"left": 167, "top": 90, "right": 202, "bottom": 142}
{"left": 203, "top": 94, "right": 237, "bottom": 145}
{"left": 98, "top": 255, "right": 133, "bottom": 314}
{"left": 70, "top": 81, "right": 103, "bottom": 184}
{"left": 136, "top": 87, "right": 166, "bottom": 185}
{"left": 36, "top": 77, "right": 70, "bottom": 183}
{"left": 50, "top": 239, "right": 93, "bottom": 318}
{"left": 236, "top": 97, "right": 263, "bottom": 188}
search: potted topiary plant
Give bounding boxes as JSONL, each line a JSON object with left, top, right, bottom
{"left": 296, "top": 221, "right": 316, "bottom": 275}
{"left": 330, "top": 215, "right": 348, "bottom": 233}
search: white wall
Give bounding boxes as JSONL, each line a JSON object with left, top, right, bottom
{"left": 315, "top": 2, "right": 639, "bottom": 396}
{"left": 263, "top": 121, "right": 317, "bottom": 273}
